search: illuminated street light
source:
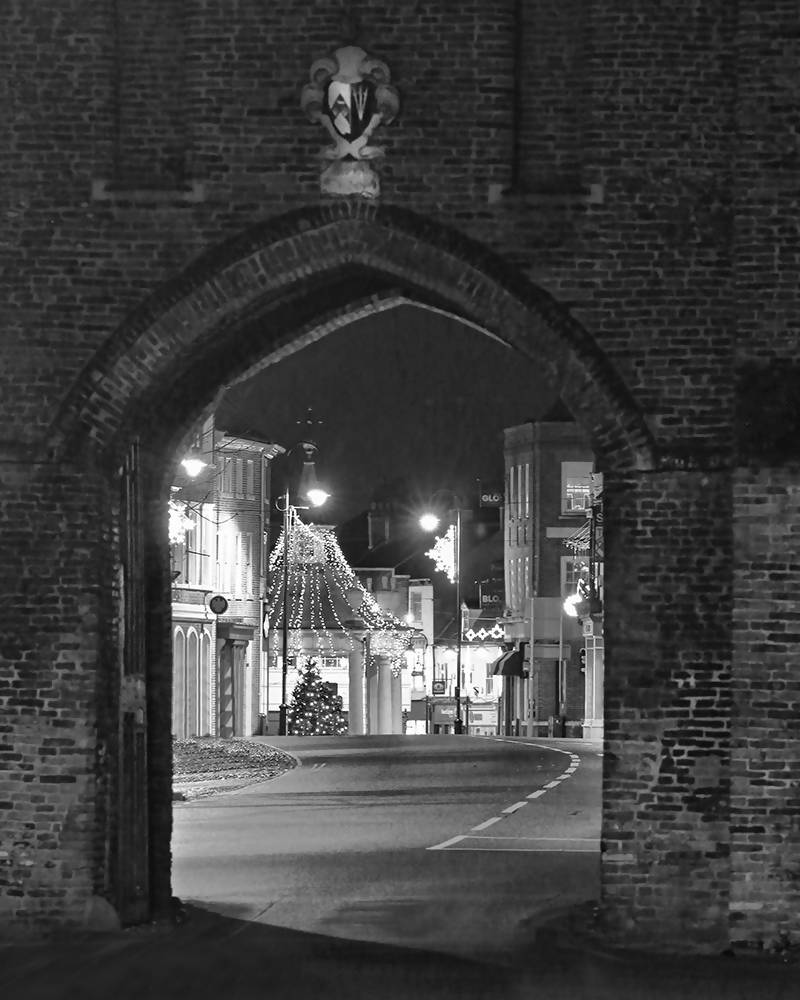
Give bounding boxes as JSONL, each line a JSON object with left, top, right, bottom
{"left": 180, "top": 446, "right": 208, "bottom": 478}
{"left": 419, "top": 512, "right": 440, "bottom": 533}
{"left": 276, "top": 442, "right": 329, "bottom": 736}
{"left": 562, "top": 577, "right": 593, "bottom": 620}
{"left": 420, "top": 492, "right": 464, "bottom": 735}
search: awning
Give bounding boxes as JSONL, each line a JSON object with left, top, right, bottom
{"left": 564, "top": 520, "right": 591, "bottom": 552}
{"left": 491, "top": 648, "right": 525, "bottom": 677}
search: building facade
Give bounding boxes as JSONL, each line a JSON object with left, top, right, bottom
{"left": 169, "top": 419, "right": 283, "bottom": 740}
{"left": 499, "top": 411, "right": 598, "bottom": 737}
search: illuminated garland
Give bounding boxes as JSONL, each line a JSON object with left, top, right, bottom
{"left": 266, "top": 513, "right": 418, "bottom": 676}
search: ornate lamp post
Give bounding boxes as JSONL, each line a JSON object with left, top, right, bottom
{"left": 420, "top": 492, "right": 465, "bottom": 735}
{"left": 275, "top": 443, "right": 329, "bottom": 736}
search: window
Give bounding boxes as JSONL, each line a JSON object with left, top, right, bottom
{"left": 218, "top": 529, "right": 254, "bottom": 596}
{"left": 561, "top": 556, "right": 590, "bottom": 598}
{"left": 244, "top": 459, "right": 257, "bottom": 499}
{"left": 561, "top": 461, "right": 593, "bottom": 514}
{"left": 220, "top": 457, "right": 235, "bottom": 497}
{"left": 174, "top": 504, "right": 214, "bottom": 587}
{"left": 409, "top": 591, "right": 423, "bottom": 627}
{"left": 239, "top": 532, "right": 253, "bottom": 596}
{"left": 523, "top": 462, "right": 530, "bottom": 518}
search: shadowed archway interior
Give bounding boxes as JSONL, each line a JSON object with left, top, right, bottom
{"left": 44, "top": 203, "right": 656, "bottom": 934}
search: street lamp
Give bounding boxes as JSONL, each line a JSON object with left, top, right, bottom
{"left": 276, "top": 442, "right": 329, "bottom": 736}
{"left": 420, "top": 493, "right": 465, "bottom": 735}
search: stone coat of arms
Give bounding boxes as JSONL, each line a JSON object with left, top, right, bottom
{"left": 301, "top": 44, "right": 400, "bottom": 198}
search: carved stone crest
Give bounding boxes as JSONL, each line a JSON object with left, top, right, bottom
{"left": 301, "top": 44, "right": 400, "bottom": 198}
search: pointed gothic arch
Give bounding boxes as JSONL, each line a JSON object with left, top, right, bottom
{"left": 51, "top": 202, "right": 655, "bottom": 475}
{"left": 50, "top": 203, "right": 660, "bottom": 928}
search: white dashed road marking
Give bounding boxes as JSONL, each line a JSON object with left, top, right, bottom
{"left": 471, "top": 816, "right": 502, "bottom": 831}
{"left": 429, "top": 834, "right": 468, "bottom": 851}
{"left": 441, "top": 836, "right": 600, "bottom": 853}
{"left": 427, "top": 739, "right": 589, "bottom": 851}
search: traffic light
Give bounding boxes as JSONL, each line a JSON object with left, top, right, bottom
{"left": 579, "top": 647, "right": 587, "bottom": 673}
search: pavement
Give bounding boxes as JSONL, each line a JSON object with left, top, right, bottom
{"left": 2, "top": 740, "right": 797, "bottom": 999}
{"left": 2, "top": 900, "right": 796, "bottom": 1000}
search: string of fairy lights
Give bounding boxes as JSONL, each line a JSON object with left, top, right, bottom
{"left": 265, "top": 511, "right": 419, "bottom": 677}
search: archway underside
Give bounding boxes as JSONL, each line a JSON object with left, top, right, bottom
{"left": 51, "top": 205, "right": 655, "bottom": 476}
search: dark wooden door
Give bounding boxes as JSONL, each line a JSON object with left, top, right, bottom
{"left": 118, "top": 439, "right": 150, "bottom": 923}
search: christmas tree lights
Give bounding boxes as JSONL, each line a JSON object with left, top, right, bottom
{"left": 288, "top": 658, "right": 347, "bottom": 736}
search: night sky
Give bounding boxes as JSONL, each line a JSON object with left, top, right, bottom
{"left": 216, "top": 303, "right": 557, "bottom": 524}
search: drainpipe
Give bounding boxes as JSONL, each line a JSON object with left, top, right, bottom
{"left": 511, "top": 0, "right": 523, "bottom": 190}
{"left": 533, "top": 424, "right": 541, "bottom": 598}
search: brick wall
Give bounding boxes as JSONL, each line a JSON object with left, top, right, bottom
{"left": 1, "top": 0, "right": 798, "bottom": 951}
{"left": 730, "top": 467, "right": 800, "bottom": 947}
{"left": 601, "top": 468, "right": 733, "bottom": 951}
{"left": 0, "top": 462, "right": 108, "bottom": 931}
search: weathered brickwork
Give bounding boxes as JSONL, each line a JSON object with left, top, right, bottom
{"left": 601, "top": 469, "right": 733, "bottom": 952}
{"left": 0, "top": 462, "right": 107, "bottom": 931}
{"left": 730, "top": 467, "right": 800, "bottom": 948}
{"left": 1, "top": 0, "right": 798, "bottom": 952}
{"left": 733, "top": 4, "right": 800, "bottom": 366}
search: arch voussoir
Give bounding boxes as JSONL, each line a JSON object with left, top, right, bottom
{"left": 53, "top": 203, "right": 655, "bottom": 473}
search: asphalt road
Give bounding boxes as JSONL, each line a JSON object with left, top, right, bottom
{"left": 8, "top": 737, "right": 795, "bottom": 1000}
{"left": 172, "top": 734, "right": 602, "bottom": 964}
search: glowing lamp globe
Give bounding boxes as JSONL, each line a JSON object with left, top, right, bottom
{"left": 419, "top": 513, "right": 440, "bottom": 532}
{"left": 181, "top": 455, "right": 206, "bottom": 478}
{"left": 306, "top": 487, "right": 329, "bottom": 508}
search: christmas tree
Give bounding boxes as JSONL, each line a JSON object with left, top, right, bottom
{"left": 288, "top": 659, "right": 348, "bottom": 736}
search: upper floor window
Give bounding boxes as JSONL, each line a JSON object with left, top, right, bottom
{"left": 561, "top": 556, "right": 590, "bottom": 598}
{"left": 172, "top": 503, "right": 214, "bottom": 588}
{"left": 218, "top": 529, "right": 254, "bottom": 597}
{"left": 514, "top": 463, "right": 529, "bottom": 519}
{"left": 219, "top": 456, "right": 258, "bottom": 500}
{"left": 561, "top": 461, "right": 593, "bottom": 515}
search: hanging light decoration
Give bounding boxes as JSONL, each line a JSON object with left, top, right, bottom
{"left": 425, "top": 525, "right": 457, "bottom": 584}
{"left": 266, "top": 515, "right": 416, "bottom": 676}
{"left": 168, "top": 500, "right": 195, "bottom": 545}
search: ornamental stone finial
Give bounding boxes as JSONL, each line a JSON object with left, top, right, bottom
{"left": 301, "top": 44, "right": 400, "bottom": 199}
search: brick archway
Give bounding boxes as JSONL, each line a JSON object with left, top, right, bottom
{"left": 48, "top": 203, "right": 662, "bottom": 935}
{"left": 52, "top": 202, "right": 655, "bottom": 474}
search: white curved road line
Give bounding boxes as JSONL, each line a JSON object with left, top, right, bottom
{"left": 471, "top": 816, "right": 502, "bottom": 832}
{"left": 427, "top": 739, "right": 586, "bottom": 851}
